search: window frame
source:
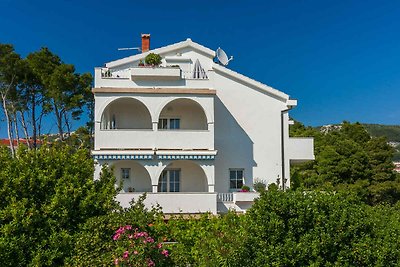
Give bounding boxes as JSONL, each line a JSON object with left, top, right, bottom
{"left": 158, "top": 117, "right": 181, "bottom": 130}
{"left": 121, "top": 168, "right": 131, "bottom": 179}
{"left": 158, "top": 169, "right": 181, "bottom": 192}
{"left": 229, "top": 168, "right": 244, "bottom": 190}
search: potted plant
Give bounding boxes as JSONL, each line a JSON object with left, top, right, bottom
{"left": 240, "top": 185, "right": 250, "bottom": 192}
{"left": 145, "top": 53, "right": 162, "bottom": 67}
{"left": 138, "top": 59, "right": 144, "bottom": 67}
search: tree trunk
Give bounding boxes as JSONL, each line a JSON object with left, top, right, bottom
{"left": 53, "top": 103, "right": 64, "bottom": 140}
{"left": 19, "top": 111, "right": 31, "bottom": 150}
{"left": 31, "top": 91, "right": 37, "bottom": 148}
{"left": 13, "top": 112, "right": 20, "bottom": 146}
{"left": 64, "top": 112, "right": 71, "bottom": 138}
{"left": 1, "top": 94, "right": 15, "bottom": 157}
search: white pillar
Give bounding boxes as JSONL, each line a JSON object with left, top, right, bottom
{"left": 200, "top": 163, "right": 215, "bottom": 192}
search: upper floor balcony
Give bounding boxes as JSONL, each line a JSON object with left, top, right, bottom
{"left": 94, "top": 96, "right": 214, "bottom": 151}
{"left": 94, "top": 67, "right": 211, "bottom": 89}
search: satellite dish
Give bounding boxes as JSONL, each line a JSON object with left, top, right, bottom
{"left": 216, "top": 47, "right": 233, "bottom": 66}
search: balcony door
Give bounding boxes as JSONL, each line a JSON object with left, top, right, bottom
{"left": 158, "top": 169, "right": 180, "bottom": 192}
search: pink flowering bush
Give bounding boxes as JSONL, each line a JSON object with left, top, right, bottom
{"left": 113, "top": 224, "right": 171, "bottom": 267}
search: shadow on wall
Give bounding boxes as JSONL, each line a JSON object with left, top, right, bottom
{"left": 214, "top": 96, "right": 256, "bottom": 190}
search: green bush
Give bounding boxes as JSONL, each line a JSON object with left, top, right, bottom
{"left": 144, "top": 53, "right": 162, "bottom": 66}
{"left": 242, "top": 189, "right": 400, "bottom": 266}
{"left": 0, "top": 144, "right": 117, "bottom": 266}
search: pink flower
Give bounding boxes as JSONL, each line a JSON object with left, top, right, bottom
{"left": 123, "top": 250, "right": 129, "bottom": 259}
{"left": 128, "top": 234, "right": 133, "bottom": 239}
{"left": 161, "top": 249, "right": 169, "bottom": 257}
{"left": 157, "top": 243, "right": 162, "bottom": 249}
{"left": 113, "top": 233, "right": 121, "bottom": 240}
{"left": 133, "top": 250, "right": 138, "bottom": 255}
{"left": 125, "top": 225, "right": 132, "bottom": 230}
{"left": 147, "top": 259, "right": 155, "bottom": 267}
{"left": 146, "top": 237, "right": 154, "bottom": 243}
{"left": 114, "top": 258, "right": 119, "bottom": 265}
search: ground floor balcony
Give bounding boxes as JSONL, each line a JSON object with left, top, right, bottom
{"left": 117, "top": 193, "right": 218, "bottom": 214}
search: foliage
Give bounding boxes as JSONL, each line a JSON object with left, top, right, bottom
{"left": 243, "top": 188, "right": 400, "bottom": 266}
{"left": 290, "top": 121, "right": 400, "bottom": 205}
{"left": 241, "top": 185, "right": 250, "bottom": 192}
{"left": 113, "top": 225, "right": 170, "bottom": 267}
{"left": 0, "top": 144, "right": 117, "bottom": 266}
{"left": 164, "top": 212, "right": 246, "bottom": 267}
{"left": 0, "top": 43, "right": 93, "bottom": 147}
{"left": 144, "top": 53, "right": 162, "bottom": 66}
{"left": 363, "top": 124, "right": 400, "bottom": 142}
{"left": 253, "top": 179, "right": 267, "bottom": 192}
{"left": 66, "top": 194, "right": 170, "bottom": 266}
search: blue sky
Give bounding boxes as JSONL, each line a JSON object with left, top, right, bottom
{"left": 1, "top": 0, "right": 399, "bottom": 137}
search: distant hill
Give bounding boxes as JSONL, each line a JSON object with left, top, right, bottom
{"left": 316, "top": 123, "right": 400, "bottom": 161}
{"left": 362, "top": 124, "right": 400, "bottom": 142}
{"left": 363, "top": 124, "right": 400, "bottom": 161}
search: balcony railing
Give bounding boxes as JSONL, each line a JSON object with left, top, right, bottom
{"left": 100, "top": 68, "right": 130, "bottom": 79}
{"left": 181, "top": 71, "right": 209, "bottom": 80}
{"left": 98, "top": 67, "right": 209, "bottom": 80}
{"left": 116, "top": 192, "right": 218, "bottom": 214}
{"left": 95, "top": 129, "right": 214, "bottom": 150}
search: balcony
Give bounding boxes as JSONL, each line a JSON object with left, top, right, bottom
{"left": 96, "top": 129, "right": 213, "bottom": 150}
{"left": 116, "top": 193, "right": 218, "bottom": 214}
{"left": 287, "top": 137, "right": 315, "bottom": 163}
{"left": 131, "top": 67, "right": 181, "bottom": 81}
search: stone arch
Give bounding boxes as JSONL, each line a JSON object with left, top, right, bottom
{"left": 111, "top": 160, "right": 152, "bottom": 192}
{"left": 156, "top": 98, "right": 208, "bottom": 130}
{"left": 155, "top": 160, "right": 208, "bottom": 192}
{"left": 100, "top": 97, "right": 152, "bottom": 129}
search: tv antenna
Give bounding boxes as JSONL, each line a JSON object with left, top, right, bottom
{"left": 215, "top": 47, "right": 233, "bottom": 66}
{"left": 117, "top": 47, "right": 141, "bottom": 52}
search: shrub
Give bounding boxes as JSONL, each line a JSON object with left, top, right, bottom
{"left": 144, "top": 53, "right": 162, "bottom": 66}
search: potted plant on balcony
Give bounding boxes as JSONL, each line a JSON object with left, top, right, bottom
{"left": 145, "top": 53, "right": 162, "bottom": 67}
{"left": 240, "top": 185, "right": 250, "bottom": 192}
{"left": 138, "top": 59, "right": 144, "bottom": 67}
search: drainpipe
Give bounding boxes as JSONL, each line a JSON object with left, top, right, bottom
{"left": 280, "top": 106, "right": 293, "bottom": 190}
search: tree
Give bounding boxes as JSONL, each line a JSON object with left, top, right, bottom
{"left": 26, "top": 47, "right": 93, "bottom": 141}
{"left": 290, "top": 121, "right": 400, "bottom": 205}
{"left": 242, "top": 189, "right": 400, "bottom": 266}
{"left": 0, "top": 44, "right": 29, "bottom": 156}
{"left": 0, "top": 144, "right": 118, "bottom": 266}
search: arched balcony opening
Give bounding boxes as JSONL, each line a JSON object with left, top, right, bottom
{"left": 158, "top": 98, "right": 208, "bottom": 130}
{"left": 157, "top": 160, "right": 207, "bottom": 192}
{"left": 112, "top": 161, "right": 152, "bottom": 193}
{"left": 101, "top": 98, "right": 152, "bottom": 130}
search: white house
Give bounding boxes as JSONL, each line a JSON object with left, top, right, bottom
{"left": 93, "top": 34, "right": 314, "bottom": 214}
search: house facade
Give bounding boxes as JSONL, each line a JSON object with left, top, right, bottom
{"left": 93, "top": 34, "right": 314, "bottom": 214}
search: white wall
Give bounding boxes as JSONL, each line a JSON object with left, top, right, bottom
{"left": 212, "top": 70, "right": 288, "bottom": 192}
{"left": 94, "top": 47, "right": 313, "bottom": 197}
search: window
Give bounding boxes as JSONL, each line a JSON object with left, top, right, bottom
{"left": 158, "top": 118, "right": 180, "bottom": 129}
{"left": 121, "top": 168, "right": 131, "bottom": 179}
{"left": 229, "top": 169, "right": 244, "bottom": 190}
{"left": 158, "top": 169, "right": 180, "bottom": 192}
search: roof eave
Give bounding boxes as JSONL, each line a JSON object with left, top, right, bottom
{"left": 212, "top": 63, "right": 290, "bottom": 102}
{"left": 105, "top": 39, "right": 216, "bottom": 68}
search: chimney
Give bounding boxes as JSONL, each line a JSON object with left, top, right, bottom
{"left": 141, "top": 34, "right": 150, "bottom": 53}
